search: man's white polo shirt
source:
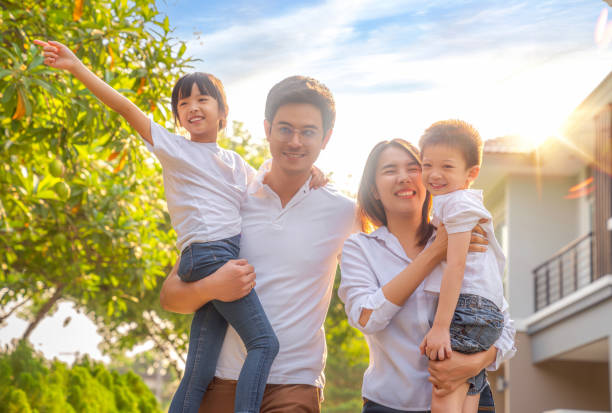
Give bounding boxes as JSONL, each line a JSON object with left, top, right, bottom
{"left": 214, "top": 168, "right": 356, "bottom": 388}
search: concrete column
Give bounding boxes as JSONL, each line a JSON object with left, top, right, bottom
{"left": 609, "top": 337, "right": 612, "bottom": 409}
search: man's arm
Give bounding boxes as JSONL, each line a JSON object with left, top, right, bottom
{"left": 34, "top": 39, "right": 152, "bottom": 144}
{"left": 160, "top": 258, "right": 256, "bottom": 314}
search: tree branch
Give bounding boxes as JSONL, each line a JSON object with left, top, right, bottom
{"left": 21, "top": 283, "right": 65, "bottom": 341}
{"left": 0, "top": 295, "right": 31, "bottom": 323}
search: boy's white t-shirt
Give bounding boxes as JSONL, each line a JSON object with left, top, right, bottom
{"left": 145, "top": 120, "right": 255, "bottom": 252}
{"left": 423, "top": 189, "right": 505, "bottom": 309}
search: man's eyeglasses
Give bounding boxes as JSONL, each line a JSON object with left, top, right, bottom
{"left": 273, "top": 125, "right": 322, "bottom": 142}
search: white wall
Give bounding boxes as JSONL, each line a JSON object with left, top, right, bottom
{"left": 506, "top": 174, "right": 580, "bottom": 319}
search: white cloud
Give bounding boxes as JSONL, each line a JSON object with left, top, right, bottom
{"left": 174, "top": 0, "right": 612, "bottom": 193}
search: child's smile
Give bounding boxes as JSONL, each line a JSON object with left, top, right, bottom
{"left": 421, "top": 144, "right": 479, "bottom": 196}
{"left": 177, "top": 83, "right": 223, "bottom": 142}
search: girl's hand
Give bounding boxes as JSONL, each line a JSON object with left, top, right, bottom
{"left": 33, "top": 40, "right": 80, "bottom": 72}
{"left": 419, "top": 325, "right": 452, "bottom": 361}
{"left": 309, "top": 165, "right": 329, "bottom": 189}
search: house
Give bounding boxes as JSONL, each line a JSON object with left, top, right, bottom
{"left": 474, "top": 71, "right": 612, "bottom": 413}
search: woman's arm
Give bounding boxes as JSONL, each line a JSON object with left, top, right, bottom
{"left": 34, "top": 40, "right": 152, "bottom": 144}
{"left": 380, "top": 227, "right": 447, "bottom": 308}
{"left": 159, "top": 258, "right": 256, "bottom": 314}
{"left": 338, "top": 227, "right": 447, "bottom": 334}
{"left": 339, "top": 224, "right": 487, "bottom": 333}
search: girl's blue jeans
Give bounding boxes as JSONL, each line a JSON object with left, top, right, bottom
{"left": 169, "top": 234, "right": 279, "bottom": 413}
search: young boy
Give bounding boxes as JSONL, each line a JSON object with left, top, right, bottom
{"left": 418, "top": 120, "right": 506, "bottom": 413}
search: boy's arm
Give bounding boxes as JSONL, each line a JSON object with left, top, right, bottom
{"left": 34, "top": 40, "right": 152, "bottom": 145}
{"left": 419, "top": 231, "right": 471, "bottom": 361}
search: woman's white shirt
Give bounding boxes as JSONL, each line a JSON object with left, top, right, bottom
{"left": 338, "top": 226, "right": 516, "bottom": 411}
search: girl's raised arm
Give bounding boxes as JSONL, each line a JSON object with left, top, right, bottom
{"left": 34, "top": 40, "right": 152, "bottom": 145}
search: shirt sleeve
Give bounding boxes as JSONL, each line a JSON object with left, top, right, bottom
{"left": 488, "top": 297, "right": 517, "bottom": 370}
{"left": 145, "top": 120, "right": 182, "bottom": 169}
{"left": 339, "top": 236, "right": 402, "bottom": 334}
{"left": 437, "top": 192, "right": 491, "bottom": 234}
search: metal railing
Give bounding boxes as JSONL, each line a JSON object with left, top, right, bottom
{"left": 533, "top": 232, "right": 594, "bottom": 311}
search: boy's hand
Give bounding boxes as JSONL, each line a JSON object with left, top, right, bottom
{"left": 309, "top": 165, "right": 329, "bottom": 189}
{"left": 33, "top": 40, "right": 80, "bottom": 72}
{"left": 419, "top": 325, "right": 452, "bottom": 361}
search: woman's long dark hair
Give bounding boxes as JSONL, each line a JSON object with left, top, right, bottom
{"left": 357, "top": 139, "right": 433, "bottom": 246}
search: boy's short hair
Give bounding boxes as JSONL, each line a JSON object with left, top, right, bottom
{"left": 171, "top": 72, "right": 228, "bottom": 130}
{"left": 418, "top": 119, "right": 483, "bottom": 168}
{"left": 265, "top": 76, "right": 335, "bottom": 133}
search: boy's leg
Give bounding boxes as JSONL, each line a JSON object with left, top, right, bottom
{"left": 212, "top": 290, "right": 279, "bottom": 413}
{"left": 431, "top": 382, "right": 469, "bottom": 413}
{"left": 169, "top": 303, "right": 228, "bottom": 413}
{"left": 463, "top": 393, "right": 480, "bottom": 413}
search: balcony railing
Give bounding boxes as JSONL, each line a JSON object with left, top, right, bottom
{"left": 533, "top": 232, "right": 594, "bottom": 311}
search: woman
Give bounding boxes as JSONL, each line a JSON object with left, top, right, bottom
{"left": 339, "top": 139, "right": 515, "bottom": 412}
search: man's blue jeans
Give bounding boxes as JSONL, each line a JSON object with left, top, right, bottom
{"left": 169, "top": 235, "right": 279, "bottom": 413}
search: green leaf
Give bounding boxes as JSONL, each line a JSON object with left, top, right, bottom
{"left": 178, "top": 43, "right": 186, "bottom": 58}
{"left": 28, "top": 55, "right": 44, "bottom": 70}
{"left": 163, "top": 16, "right": 169, "bottom": 32}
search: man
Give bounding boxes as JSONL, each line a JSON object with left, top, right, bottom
{"left": 160, "top": 75, "right": 357, "bottom": 412}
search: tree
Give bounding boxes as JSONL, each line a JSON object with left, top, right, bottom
{"left": 322, "top": 266, "right": 369, "bottom": 412}
{"left": 0, "top": 0, "right": 190, "bottom": 347}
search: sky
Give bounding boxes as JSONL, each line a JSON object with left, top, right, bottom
{"left": 157, "top": 0, "right": 612, "bottom": 192}
{"left": 2, "top": 0, "right": 612, "bottom": 364}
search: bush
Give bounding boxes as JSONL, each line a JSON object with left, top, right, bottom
{"left": 0, "top": 342, "right": 162, "bottom": 413}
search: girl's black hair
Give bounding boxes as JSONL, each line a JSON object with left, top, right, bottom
{"left": 171, "top": 72, "right": 228, "bottom": 130}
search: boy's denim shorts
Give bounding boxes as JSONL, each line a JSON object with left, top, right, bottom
{"left": 178, "top": 234, "right": 241, "bottom": 283}
{"left": 449, "top": 293, "right": 504, "bottom": 395}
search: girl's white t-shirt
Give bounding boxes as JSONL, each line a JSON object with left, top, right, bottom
{"left": 145, "top": 121, "right": 255, "bottom": 252}
{"left": 423, "top": 189, "right": 505, "bottom": 309}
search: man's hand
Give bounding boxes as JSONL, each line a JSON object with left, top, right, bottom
{"left": 419, "top": 325, "right": 452, "bottom": 361}
{"left": 207, "top": 259, "right": 256, "bottom": 302}
{"left": 33, "top": 40, "right": 81, "bottom": 72}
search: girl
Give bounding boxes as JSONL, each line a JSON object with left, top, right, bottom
{"left": 34, "top": 39, "right": 324, "bottom": 413}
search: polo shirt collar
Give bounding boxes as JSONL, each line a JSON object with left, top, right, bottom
{"left": 248, "top": 159, "right": 313, "bottom": 206}
{"left": 363, "top": 226, "right": 412, "bottom": 263}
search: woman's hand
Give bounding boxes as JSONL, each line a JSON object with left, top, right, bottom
{"left": 427, "top": 346, "right": 496, "bottom": 396}
{"left": 33, "top": 40, "right": 81, "bottom": 72}
{"left": 429, "top": 223, "right": 448, "bottom": 261}
{"left": 468, "top": 219, "right": 489, "bottom": 253}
